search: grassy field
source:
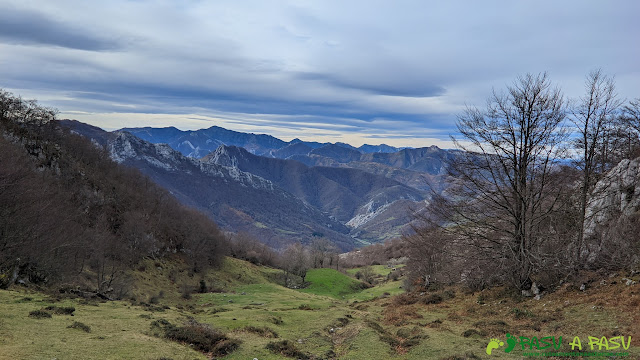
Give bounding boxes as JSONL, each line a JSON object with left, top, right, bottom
{"left": 1, "top": 258, "right": 639, "bottom": 359}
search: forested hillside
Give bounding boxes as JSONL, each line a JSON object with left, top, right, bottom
{"left": 0, "top": 90, "right": 227, "bottom": 293}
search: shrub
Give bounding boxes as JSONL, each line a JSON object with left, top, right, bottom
{"left": 44, "top": 306, "right": 75, "bottom": 315}
{"left": 265, "top": 340, "right": 309, "bottom": 359}
{"left": 68, "top": 321, "right": 91, "bottom": 333}
{"left": 28, "top": 310, "right": 52, "bottom": 319}
{"left": 420, "top": 293, "right": 443, "bottom": 305}
{"left": 150, "top": 319, "right": 239, "bottom": 357}
{"left": 242, "top": 326, "right": 279, "bottom": 338}
{"left": 512, "top": 307, "right": 534, "bottom": 319}
{"left": 392, "top": 293, "right": 419, "bottom": 305}
{"left": 461, "top": 329, "right": 486, "bottom": 338}
{"left": 199, "top": 279, "right": 207, "bottom": 293}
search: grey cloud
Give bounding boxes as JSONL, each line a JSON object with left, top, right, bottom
{"left": 295, "top": 71, "right": 446, "bottom": 97}
{"left": 0, "top": 6, "right": 121, "bottom": 51}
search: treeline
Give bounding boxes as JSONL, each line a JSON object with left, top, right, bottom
{"left": 0, "top": 90, "right": 227, "bottom": 295}
{"left": 402, "top": 71, "right": 640, "bottom": 292}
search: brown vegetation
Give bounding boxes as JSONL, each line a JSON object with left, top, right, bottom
{"left": 0, "top": 90, "right": 228, "bottom": 294}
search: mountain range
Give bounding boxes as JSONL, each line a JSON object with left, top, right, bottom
{"left": 63, "top": 121, "right": 460, "bottom": 248}
{"left": 121, "top": 126, "right": 405, "bottom": 159}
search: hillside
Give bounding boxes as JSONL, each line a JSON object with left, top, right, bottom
{"left": 203, "top": 145, "right": 425, "bottom": 225}
{"left": 63, "top": 121, "right": 358, "bottom": 250}
{"left": 1, "top": 257, "right": 638, "bottom": 359}
{"left": 0, "top": 111, "right": 227, "bottom": 293}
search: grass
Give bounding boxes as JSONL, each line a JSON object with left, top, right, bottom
{"left": 1, "top": 259, "right": 639, "bottom": 359}
{"left": 346, "top": 264, "right": 404, "bottom": 277}
{"left": 299, "top": 268, "right": 366, "bottom": 298}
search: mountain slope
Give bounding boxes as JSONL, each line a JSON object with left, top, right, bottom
{"left": 64, "top": 122, "right": 357, "bottom": 250}
{"left": 121, "top": 125, "right": 288, "bottom": 157}
{"left": 202, "top": 145, "right": 426, "bottom": 237}
{"left": 120, "top": 125, "right": 403, "bottom": 159}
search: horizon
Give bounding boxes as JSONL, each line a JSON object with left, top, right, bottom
{"left": 2, "top": 1, "right": 639, "bottom": 148}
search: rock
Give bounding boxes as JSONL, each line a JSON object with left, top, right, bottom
{"left": 329, "top": 328, "right": 335, "bottom": 333}
{"left": 228, "top": 299, "right": 233, "bottom": 303}
{"left": 241, "top": 292, "right": 246, "bottom": 295}
{"left": 297, "top": 338, "right": 304, "bottom": 344}
{"left": 583, "top": 158, "right": 640, "bottom": 263}
{"left": 624, "top": 278, "right": 636, "bottom": 286}
{"left": 531, "top": 282, "right": 540, "bottom": 295}
{"left": 580, "top": 284, "right": 586, "bottom": 291}
{"left": 522, "top": 282, "right": 541, "bottom": 297}
{"left": 534, "top": 294, "right": 541, "bottom": 300}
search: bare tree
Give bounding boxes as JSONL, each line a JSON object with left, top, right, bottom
{"left": 280, "top": 243, "right": 310, "bottom": 288}
{"left": 570, "top": 69, "right": 622, "bottom": 265}
{"left": 621, "top": 98, "right": 640, "bottom": 134}
{"left": 441, "top": 73, "right": 568, "bottom": 289}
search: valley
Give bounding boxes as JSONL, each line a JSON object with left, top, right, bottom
{"left": 1, "top": 257, "right": 638, "bottom": 359}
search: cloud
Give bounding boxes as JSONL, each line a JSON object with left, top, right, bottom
{"left": 1, "top": 0, "right": 640, "bottom": 147}
{"left": 0, "top": 6, "right": 122, "bottom": 51}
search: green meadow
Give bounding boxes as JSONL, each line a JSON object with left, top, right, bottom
{"left": 1, "top": 257, "right": 638, "bottom": 359}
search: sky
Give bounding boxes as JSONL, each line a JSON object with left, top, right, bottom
{"left": 1, "top": 1, "right": 639, "bottom": 148}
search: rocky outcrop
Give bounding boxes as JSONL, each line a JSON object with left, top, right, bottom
{"left": 584, "top": 157, "right": 640, "bottom": 237}
{"left": 583, "top": 157, "right": 640, "bottom": 264}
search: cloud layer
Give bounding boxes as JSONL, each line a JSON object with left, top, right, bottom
{"left": 1, "top": 0, "right": 639, "bottom": 146}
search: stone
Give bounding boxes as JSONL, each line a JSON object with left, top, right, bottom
{"left": 531, "top": 282, "right": 540, "bottom": 295}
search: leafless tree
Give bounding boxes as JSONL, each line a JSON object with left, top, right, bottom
{"left": 621, "top": 98, "right": 640, "bottom": 135}
{"left": 570, "top": 69, "right": 623, "bottom": 265}
{"left": 439, "top": 73, "right": 568, "bottom": 289}
{"left": 280, "top": 243, "right": 310, "bottom": 287}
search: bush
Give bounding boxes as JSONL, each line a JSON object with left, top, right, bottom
{"left": 28, "top": 310, "right": 52, "bottom": 319}
{"left": 266, "top": 340, "right": 309, "bottom": 359}
{"left": 242, "top": 326, "right": 279, "bottom": 338}
{"left": 199, "top": 279, "right": 207, "bottom": 293}
{"left": 420, "top": 293, "right": 443, "bottom": 305}
{"left": 68, "top": 321, "right": 91, "bottom": 333}
{"left": 44, "top": 305, "right": 75, "bottom": 315}
{"left": 512, "top": 307, "right": 534, "bottom": 319}
{"left": 461, "top": 329, "right": 486, "bottom": 338}
{"left": 392, "top": 293, "right": 419, "bottom": 305}
{"left": 150, "top": 319, "right": 239, "bottom": 357}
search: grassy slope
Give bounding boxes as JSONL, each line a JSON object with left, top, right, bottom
{"left": 1, "top": 259, "right": 639, "bottom": 360}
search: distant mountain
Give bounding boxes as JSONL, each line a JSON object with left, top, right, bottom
{"left": 271, "top": 142, "right": 313, "bottom": 159}
{"left": 358, "top": 143, "right": 401, "bottom": 153}
{"left": 119, "top": 125, "right": 402, "bottom": 158}
{"left": 107, "top": 123, "right": 462, "bottom": 244}
{"left": 63, "top": 121, "right": 358, "bottom": 250}
{"left": 121, "top": 125, "right": 288, "bottom": 158}
{"left": 202, "top": 145, "right": 425, "bottom": 227}
{"left": 309, "top": 144, "right": 363, "bottom": 163}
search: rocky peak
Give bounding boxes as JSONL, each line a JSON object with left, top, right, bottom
{"left": 203, "top": 145, "right": 249, "bottom": 168}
